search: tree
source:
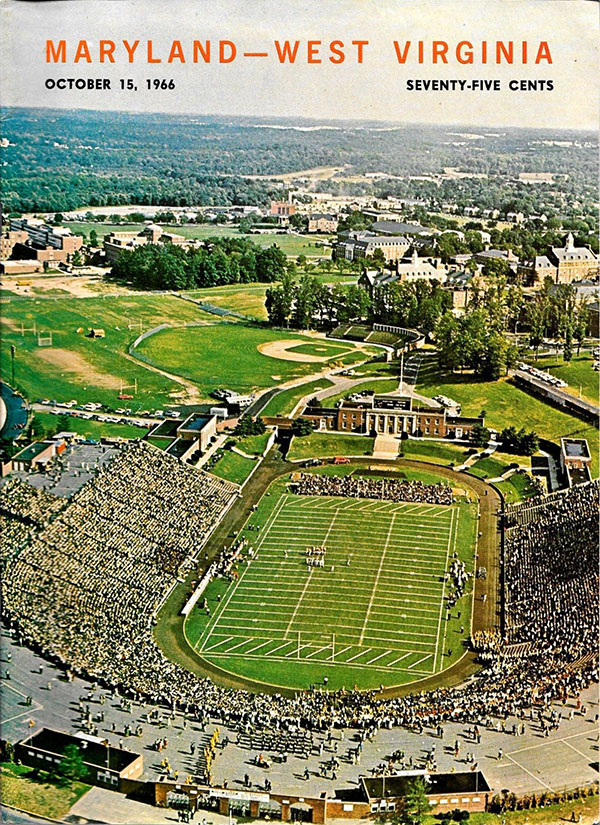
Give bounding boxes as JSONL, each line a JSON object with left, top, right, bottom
{"left": 470, "top": 421, "right": 491, "bottom": 447}
{"left": 290, "top": 418, "right": 314, "bottom": 437}
{"left": 404, "top": 777, "right": 430, "bottom": 825}
{"left": 58, "top": 744, "right": 88, "bottom": 782}
{"left": 89, "top": 229, "right": 98, "bottom": 247}
{"left": 71, "top": 250, "right": 83, "bottom": 267}
{"left": 574, "top": 305, "right": 589, "bottom": 355}
{"left": 370, "top": 248, "right": 386, "bottom": 270}
{"left": 234, "top": 416, "right": 266, "bottom": 436}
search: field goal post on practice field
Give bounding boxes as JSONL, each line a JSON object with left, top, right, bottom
{"left": 37, "top": 331, "right": 53, "bottom": 347}
{"left": 119, "top": 378, "right": 138, "bottom": 395}
{"left": 21, "top": 321, "right": 37, "bottom": 336}
{"left": 296, "top": 631, "right": 337, "bottom": 661}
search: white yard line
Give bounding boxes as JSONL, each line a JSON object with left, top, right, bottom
{"left": 366, "top": 649, "right": 392, "bottom": 665}
{"left": 243, "top": 639, "right": 274, "bottom": 655}
{"left": 199, "top": 493, "right": 287, "bottom": 649}
{"left": 503, "top": 754, "right": 555, "bottom": 791}
{"left": 266, "top": 640, "right": 295, "bottom": 656}
{"left": 285, "top": 643, "right": 314, "bottom": 658}
{"left": 202, "top": 635, "right": 234, "bottom": 652}
{"left": 408, "top": 654, "right": 431, "bottom": 669}
{"left": 359, "top": 514, "right": 396, "bottom": 645}
{"left": 346, "top": 648, "right": 373, "bottom": 663}
{"left": 387, "top": 652, "right": 413, "bottom": 667}
{"left": 284, "top": 510, "right": 338, "bottom": 638}
{"left": 305, "top": 644, "right": 334, "bottom": 659}
{"left": 434, "top": 507, "right": 455, "bottom": 671}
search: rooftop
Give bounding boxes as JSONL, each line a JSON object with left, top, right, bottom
{"left": 22, "top": 728, "right": 139, "bottom": 773}
{"left": 178, "top": 414, "right": 213, "bottom": 432}
{"left": 362, "top": 770, "right": 490, "bottom": 800}
{"left": 562, "top": 438, "right": 591, "bottom": 459}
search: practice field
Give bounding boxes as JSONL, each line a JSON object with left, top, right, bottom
{"left": 185, "top": 485, "right": 477, "bottom": 690}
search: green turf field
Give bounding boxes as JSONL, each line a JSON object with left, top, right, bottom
{"left": 286, "top": 342, "right": 353, "bottom": 358}
{"left": 522, "top": 352, "right": 598, "bottom": 406}
{"left": 65, "top": 222, "right": 332, "bottom": 258}
{"left": 287, "top": 432, "right": 374, "bottom": 461}
{"left": 209, "top": 450, "right": 258, "bottom": 485}
{"left": 136, "top": 324, "right": 366, "bottom": 398}
{"left": 185, "top": 480, "right": 477, "bottom": 690}
{"left": 260, "top": 378, "right": 335, "bottom": 417}
{"left": 0, "top": 294, "right": 214, "bottom": 409}
{"left": 416, "top": 356, "right": 599, "bottom": 477}
{"left": 321, "top": 377, "right": 400, "bottom": 408}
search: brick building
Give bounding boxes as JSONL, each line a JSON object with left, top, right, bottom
{"left": 104, "top": 224, "right": 187, "bottom": 263}
{"left": 520, "top": 233, "right": 599, "bottom": 285}
{"left": 303, "top": 395, "right": 483, "bottom": 439}
{"left": 16, "top": 728, "right": 143, "bottom": 792}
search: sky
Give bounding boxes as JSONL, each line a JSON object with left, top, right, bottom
{"left": 1, "top": 0, "right": 598, "bottom": 130}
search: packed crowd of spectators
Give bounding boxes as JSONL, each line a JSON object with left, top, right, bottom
{"left": 292, "top": 473, "right": 453, "bottom": 505}
{"left": 1, "top": 451, "right": 597, "bottom": 739}
{"left": 0, "top": 477, "right": 65, "bottom": 526}
{"left": 504, "top": 480, "right": 599, "bottom": 662}
{"left": 2, "top": 441, "right": 238, "bottom": 682}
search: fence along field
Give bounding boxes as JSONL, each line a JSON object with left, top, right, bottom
{"left": 186, "top": 488, "right": 478, "bottom": 691}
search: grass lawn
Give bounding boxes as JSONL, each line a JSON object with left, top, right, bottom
{"left": 417, "top": 367, "right": 599, "bottom": 477}
{"left": 261, "top": 378, "right": 335, "bottom": 417}
{"left": 185, "top": 284, "right": 269, "bottom": 319}
{"left": 185, "top": 473, "right": 476, "bottom": 690}
{"left": 33, "top": 411, "right": 145, "bottom": 441}
{"left": 351, "top": 360, "right": 402, "bottom": 377}
{"left": 287, "top": 432, "right": 374, "bottom": 461}
{"left": 287, "top": 341, "right": 353, "bottom": 358}
{"left": 524, "top": 352, "right": 599, "bottom": 406}
{"left": 321, "top": 377, "right": 399, "bottom": 408}
{"left": 447, "top": 795, "right": 599, "bottom": 825}
{"left": 399, "top": 439, "right": 471, "bottom": 465}
{"left": 66, "top": 222, "right": 332, "bottom": 258}
{"left": 0, "top": 293, "right": 215, "bottom": 410}
{"left": 0, "top": 762, "right": 90, "bottom": 819}
{"left": 500, "top": 471, "right": 540, "bottom": 503}
{"left": 136, "top": 323, "right": 355, "bottom": 399}
{"left": 209, "top": 449, "right": 258, "bottom": 485}
{"left": 469, "top": 455, "right": 512, "bottom": 479}
{"left": 234, "top": 431, "right": 271, "bottom": 456}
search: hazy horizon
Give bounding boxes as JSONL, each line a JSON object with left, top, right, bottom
{"left": 1, "top": 104, "right": 597, "bottom": 135}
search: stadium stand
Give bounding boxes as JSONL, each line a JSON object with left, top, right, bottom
{"left": 293, "top": 472, "right": 453, "bottom": 505}
{"left": 1, "top": 450, "right": 597, "bottom": 736}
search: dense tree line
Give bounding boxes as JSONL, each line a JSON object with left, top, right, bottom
{"left": 265, "top": 274, "right": 450, "bottom": 331}
{"left": 525, "top": 281, "right": 590, "bottom": 362}
{"left": 110, "top": 238, "right": 287, "bottom": 290}
{"left": 2, "top": 109, "right": 597, "bottom": 219}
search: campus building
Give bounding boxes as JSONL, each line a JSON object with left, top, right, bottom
{"left": 8, "top": 218, "right": 83, "bottom": 255}
{"left": 153, "top": 770, "right": 490, "bottom": 821}
{"left": 7, "top": 437, "right": 67, "bottom": 475}
{"left": 302, "top": 394, "right": 483, "bottom": 439}
{"left": 145, "top": 414, "right": 217, "bottom": 462}
{"left": 519, "top": 233, "right": 599, "bottom": 285}
{"left": 335, "top": 231, "right": 411, "bottom": 263}
{"left": 307, "top": 213, "right": 339, "bottom": 233}
{"left": 103, "top": 224, "right": 187, "bottom": 263}
{"left": 16, "top": 728, "right": 143, "bottom": 792}
{"left": 2, "top": 218, "right": 84, "bottom": 272}
{"left": 358, "top": 251, "right": 448, "bottom": 295}
{"left": 560, "top": 438, "right": 592, "bottom": 487}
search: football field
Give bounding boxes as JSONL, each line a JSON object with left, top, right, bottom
{"left": 188, "top": 490, "right": 476, "bottom": 690}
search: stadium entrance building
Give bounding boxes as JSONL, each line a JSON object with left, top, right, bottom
{"left": 154, "top": 770, "right": 490, "bottom": 821}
